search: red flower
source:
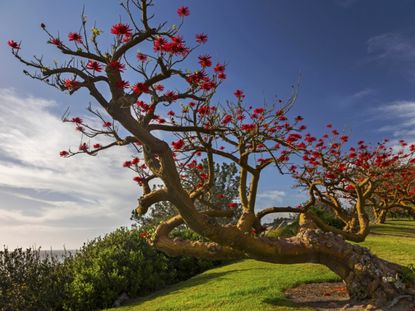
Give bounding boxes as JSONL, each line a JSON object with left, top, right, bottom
{"left": 68, "top": 32, "right": 82, "bottom": 43}
{"left": 198, "top": 55, "right": 212, "bottom": 68}
{"left": 71, "top": 117, "right": 83, "bottom": 124}
{"left": 86, "top": 60, "right": 103, "bottom": 72}
{"left": 172, "top": 139, "right": 185, "bottom": 150}
{"left": 107, "top": 60, "right": 125, "bottom": 72}
{"left": 153, "top": 36, "right": 167, "bottom": 52}
{"left": 177, "top": 6, "right": 190, "bottom": 17}
{"left": 253, "top": 107, "right": 265, "bottom": 114}
{"left": 214, "top": 63, "right": 225, "bottom": 73}
{"left": 222, "top": 114, "right": 233, "bottom": 125}
{"left": 133, "top": 176, "right": 144, "bottom": 185}
{"left": 93, "top": 144, "right": 102, "bottom": 149}
{"left": 133, "top": 83, "right": 150, "bottom": 94}
{"left": 64, "top": 79, "right": 80, "bottom": 91}
{"left": 340, "top": 135, "right": 348, "bottom": 142}
{"left": 103, "top": 121, "right": 112, "bottom": 128}
{"left": 111, "top": 23, "right": 132, "bottom": 37}
{"left": 195, "top": 33, "right": 208, "bottom": 44}
{"left": 241, "top": 124, "right": 256, "bottom": 131}
{"left": 8, "top": 40, "right": 20, "bottom": 49}
{"left": 59, "top": 150, "right": 69, "bottom": 157}
{"left": 217, "top": 72, "right": 226, "bottom": 80}
{"left": 131, "top": 157, "right": 140, "bottom": 165}
{"left": 116, "top": 80, "right": 130, "bottom": 89}
{"left": 227, "top": 202, "right": 238, "bottom": 209}
{"left": 123, "top": 161, "right": 132, "bottom": 167}
{"left": 136, "top": 53, "right": 148, "bottom": 62}
{"left": 345, "top": 184, "right": 355, "bottom": 191}
{"left": 79, "top": 143, "right": 88, "bottom": 151}
{"left": 139, "top": 231, "right": 149, "bottom": 239}
{"left": 154, "top": 84, "right": 164, "bottom": 91}
{"left": 295, "top": 116, "right": 304, "bottom": 122}
{"left": 234, "top": 89, "right": 245, "bottom": 100}
{"left": 49, "top": 38, "right": 63, "bottom": 47}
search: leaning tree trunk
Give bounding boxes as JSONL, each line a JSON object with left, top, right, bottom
{"left": 292, "top": 228, "right": 415, "bottom": 307}
{"left": 154, "top": 213, "right": 415, "bottom": 309}
{"left": 375, "top": 209, "right": 387, "bottom": 224}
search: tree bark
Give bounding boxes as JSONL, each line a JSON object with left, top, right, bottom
{"left": 155, "top": 226, "right": 415, "bottom": 308}
{"left": 375, "top": 209, "right": 387, "bottom": 224}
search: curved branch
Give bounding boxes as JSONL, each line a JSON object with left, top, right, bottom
{"left": 153, "top": 210, "right": 245, "bottom": 259}
{"left": 135, "top": 188, "right": 169, "bottom": 216}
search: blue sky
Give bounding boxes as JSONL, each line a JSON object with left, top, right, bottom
{"left": 1, "top": 0, "right": 415, "bottom": 248}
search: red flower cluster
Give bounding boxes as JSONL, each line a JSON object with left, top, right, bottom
{"left": 111, "top": 23, "right": 132, "bottom": 38}
{"left": 86, "top": 60, "right": 102, "bottom": 72}
{"left": 172, "top": 139, "right": 185, "bottom": 150}
{"left": 133, "top": 83, "right": 150, "bottom": 95}
{"left": 234, "top": 89, "right": 245, "bottom": 100}
{"left": 177, "top": 6, "right": 190, "bottom": 17}
{"left": 136, "top": 53, "right": 148, "bottom": 62}
{"left": 227, "top": 202, "right": 238, "bottom": 209}
{"left": 107, "top": 60, "right": 125, "bottom": 72}
{"left": 64, "top": 79, "right": 80, "bottom": 91}
{"left": 195, "top": 33, "right": 208, "bottom": 44}
{"left": 8, "top": 40, "right": 20, "bottom": 49}
{"left": 198, "top": 55, "right": 212, "bottom": 68}
{"left": 68, "top": 32, "right": 82, "bottom": 43}
{"left": 49, "top": 38, "right": 63, "bottom": 47}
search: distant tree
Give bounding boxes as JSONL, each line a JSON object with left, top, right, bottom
{"left": 134, "top": 161, "right": 240, "bottom": 228}
{"left": 9, "top": 0, "right": 415, "bottom": 307}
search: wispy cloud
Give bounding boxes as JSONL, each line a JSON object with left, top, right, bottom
{"left": 367, "top": 32, "right": 415, "bottom": 80}
{"left": 367, "top": 32, "right": 415, "bottom": 62}
{"left": 374, "top": 100, "right": 415, "bottom": 138}
{"left": 0, "top": 89, "right": 141, "bottom": 249}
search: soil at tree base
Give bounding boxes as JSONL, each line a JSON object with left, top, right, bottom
{"left": 284, "top": 282, "right": 415, "bottom": 310}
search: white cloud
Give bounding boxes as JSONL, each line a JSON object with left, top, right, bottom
{"left": 257, "top": 190, "right": 286, "bottom": 202}
{"left": 375, "top": 100, "right": 415, "bottom": 138}
{"left": 367, "top": 33, "right": 415, "bottom": 62}
{"left": 0, "top": 89, "right": 141, "bottom": 249}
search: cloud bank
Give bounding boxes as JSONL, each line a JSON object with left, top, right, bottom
{"left": 0, "top": 89, "right": 140, "bottom": 249}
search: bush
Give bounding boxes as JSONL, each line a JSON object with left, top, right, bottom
{"left": 0, "top": 247, "right": 72, "bottom": 311}
{"left": 310, "top": 205, "right": 345, "bottom": 230}
{"left": 0, "top": 227, "right": 225, "bottom": 311}
{"left": 63, "top": 227, "right": 172, "bottom": 310}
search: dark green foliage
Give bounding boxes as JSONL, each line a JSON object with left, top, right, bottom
{"left": 63, "top": 227, "right": 171, "bottom": 310}
{"left": 266, "top": 220, "right": 299, "bottom": 238}
{"left": 0, "top": 228, "right": 224, "bottom": 311}
{"left": 134, "top": 161, "right": 240, "bottom": 228}
{"left": 0, "top": 247, "right": 72, "bottom": 311}
{"left": 310, "top": 204, "right": 345, "bottom": 230}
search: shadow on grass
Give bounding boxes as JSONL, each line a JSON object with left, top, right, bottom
{"left": 123, "top": 268, "right": 249, "bottom": 308}
{"left": 262, "top": 297, "right": 299, "bottom": 308}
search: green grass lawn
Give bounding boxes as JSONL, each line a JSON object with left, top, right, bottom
{"left": 110, "top": 220, "right": 415, "bottom": 311}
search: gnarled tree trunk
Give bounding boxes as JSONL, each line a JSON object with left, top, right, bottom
{"left": 154, "top": 212, "right": 415, "bottom": 308}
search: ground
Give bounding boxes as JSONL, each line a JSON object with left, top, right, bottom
{"left": 110, "top": 220, "right": 415, "bottom": 311}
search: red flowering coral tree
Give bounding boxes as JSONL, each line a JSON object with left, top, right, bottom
{"left": 9, "top": 0, "right": 415, "bottom": 307}
{"left": 367, "top": 141, "right": 415, "bottom": 223}
{"left": 291, "top": 130, "right": 415, "bottom": 241}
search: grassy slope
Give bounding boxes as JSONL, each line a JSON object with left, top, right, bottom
{"left": 111, "top": 220, "right": 415, "bottom": 311}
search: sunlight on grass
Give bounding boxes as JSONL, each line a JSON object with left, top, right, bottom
{"left": 110, "top": 220, "right": 415, "bottom": 311}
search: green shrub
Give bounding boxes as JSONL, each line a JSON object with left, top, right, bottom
{"left": 0, "top": 247, "right": 72, "bottom": 311}
{"left": 0, "top": 227, "right": 225, "bottom": 311}
{"left": 63, "top": 227, "right": 171, "bottom": 310}
{"left": 310, "top": 205, "right": 345, "bottom": 230}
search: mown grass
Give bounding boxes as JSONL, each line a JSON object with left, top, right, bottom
{"left": 110, "top": 220, "right": 415, "bottom": 311}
